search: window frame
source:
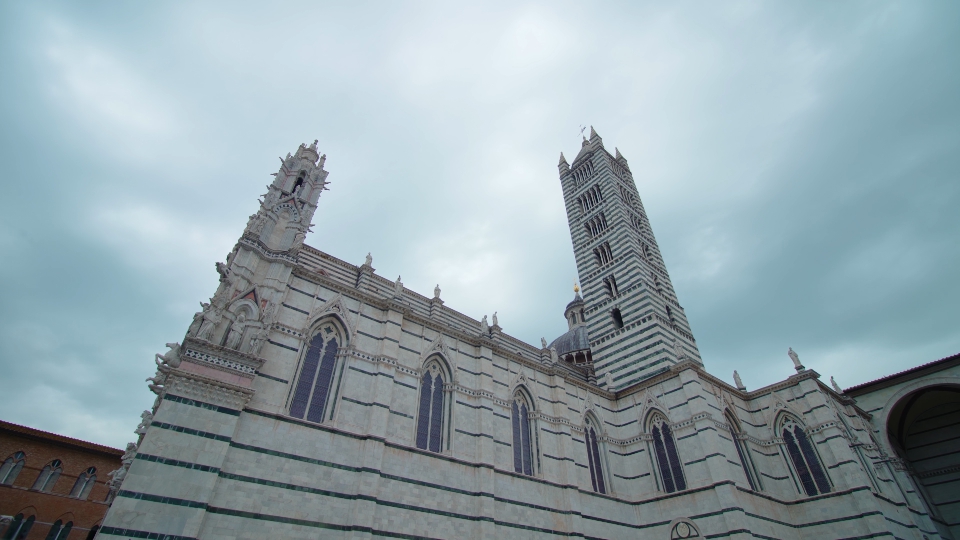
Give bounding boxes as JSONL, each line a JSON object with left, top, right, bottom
{"left": 287, "top": 318, "right": 348, "bottom": 425}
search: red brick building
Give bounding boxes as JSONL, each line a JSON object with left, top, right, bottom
{"left": 0, "top": 420, "right": 122, "bottom": 539}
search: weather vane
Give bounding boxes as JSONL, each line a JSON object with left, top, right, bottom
{"left": 579, "top": 125, "right": 587, "bottom": 138}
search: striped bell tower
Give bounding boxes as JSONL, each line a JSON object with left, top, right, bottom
{"left": 559, "top": 127, "right": 701, "bottom": 390}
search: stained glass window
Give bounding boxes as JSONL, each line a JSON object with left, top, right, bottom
{"left": 726, "top": 411, "right": 758, "bottom": 490}
{"left": 782, "top": 420, "right": 830, "bottom": 496}
{"left": 651, "top": 415, "right": 685, "bottom": 493}
{"left": 416, "top": 365, "right": 445, "bottom": 452}
{"left": 290, "top": 325, "right": 340, "bottom": 423}
{"left": 585, "top": 421, "right": 606, "bottom": 494}
{"left": 512, "top": 394, "right": 534, "bottom": 476}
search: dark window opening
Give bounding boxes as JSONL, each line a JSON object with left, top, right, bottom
{"left": 611, "top": 308, "right": 624, "bottom": 329}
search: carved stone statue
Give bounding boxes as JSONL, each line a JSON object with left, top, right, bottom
{"left": 788, "top": 347, "right": 805, "bottom": 372}
{"left": 216, "top": 261, "right": 231, "bottom": 283}
{"left": 155, "top": 342, "right": 181, "bottom": 369}
{"left": 261, "top": 302, "right": 278, "bottom": 325}
{"left": 550, "top": 346, "right": 559, "bottom": 364}
{"left": 541, "top": 337, "right": 548, "bottom": 349}
{"left": 225, "top": 313, "right": 246, "bottom": 350}
{"left": 249, "top": 326, "right": 269, "bottom": 355}
{"left": 120, "top": 442, "right": 137, "bottom": 465}
{"left": 146, "top": 373, "right": 166, "bottom": 395}
{"left": 831, "top": 376, "right": 843, "bottom": 393}
{"left": 434, "top": 284, "right": 441, "bottom": 299}
{"left": 492, "top": 312, "right": 499, "bottom": 327}
{"left": 135, "top": 410, "right": 153, "bottom": 435}
{"left": 197, "top": 305, "right": 222, "bottom": 341}
{"left": 480, "top": 315, "right": 489, "bottom": 334}
{"left": 364, "top": 252, "right": 373, "bottom": 267}
{"left": 291, "top": 231, "right": 306, "bottom": 250}
{"left": 187, "top": 303, "right": 208, "bottom": 336}
{"left": 733, "top": 370, "right": 746, "bottom": 391}
{"left": 674, "top": 340, "right": 686, "bottom": 360}
{"left": 394, "top": 276, "right": 403, "bottom": 297}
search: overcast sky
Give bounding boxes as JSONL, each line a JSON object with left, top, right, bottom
{"left": 1, "top": 1, "right": 958, "bottom": 449}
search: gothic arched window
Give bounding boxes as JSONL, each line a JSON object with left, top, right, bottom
{"left": 781, "top": 418, "right": 831, "bottom": 496}
{"left": 0, "top": 451, "right": 25, "bottom": 485}
{"left": 416, "top": 363, "right": 446, "bottom": 453}
{"left": 650, "top": 414, "right": 685, "bottom": 493}
{"left": 3, "top": 513, "right": 35, "bottom": 540}
{"left": 44, "top": 520, "right": 73, "bottom": 540}
{"left": 32, "top": 459, "right": 63, "bottom": 492}
{"left": 290, "top": 322, "right": 342, "bottom": 423}
{"left": 584, "top": 417, "right": 607, "bottom": 494}
{"left": 725, "top": 410, "right": 758, "bottom": 490}
{"left": 512, "top": 391, "right": 535, "bottom": 476}
{"left": 69, "top": 467, "right": 97, "bottom": 499}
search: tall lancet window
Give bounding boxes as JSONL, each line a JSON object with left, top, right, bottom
{"left": 290, "top": 322, "right": 342, "bottom": 423}
{"left": 584, "top": 417, "right": 606, "bottom": 494}
{"left": 650, "top": 414, "right": 685, "bottom": 493}
{"left": 781, "top": 418, "right": 831, "bottom": 496}
{"left": 416, "top": 363, "right": 445, "bottom": 453}
{"left": 725, "top": 411, "right": 758, "bottom": 491}
{"left": 512, "top": 392, "right": 534, "bottom": 476}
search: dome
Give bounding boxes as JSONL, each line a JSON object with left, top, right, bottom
{"left": 549, "top": 325, "right": 590, "bottom": 357}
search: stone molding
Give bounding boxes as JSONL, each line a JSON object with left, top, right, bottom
{"left": 163, "top": 370, "right": 255, "bottom": 410}
{"left": 181, "top": 337, "right": 264, "bottom": 376}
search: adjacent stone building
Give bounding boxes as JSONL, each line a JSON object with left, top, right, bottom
{"left": 0, "top": 420, "right": 123, "bottom": 539}
{"left": 97, "top": 131, "right": 957, "bottom": 539}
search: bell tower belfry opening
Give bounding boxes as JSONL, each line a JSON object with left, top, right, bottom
{"left": 558, "top": 128, "right": 702, "bottom": 390}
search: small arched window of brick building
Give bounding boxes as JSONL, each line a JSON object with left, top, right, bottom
{"left": 32, "top": 459, "right": 62, "bottom": 493}
{"left": 69, "top": 467, "right": 97, "bottom": 500}
{"left": 0, "top": 451, "right": 26, "bottom": 485}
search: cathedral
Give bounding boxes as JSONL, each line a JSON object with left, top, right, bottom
{"left": 96, "top": 130, "right": 958, "bottom": 539}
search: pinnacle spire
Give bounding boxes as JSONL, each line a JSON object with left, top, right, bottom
{"left": 615, "top": 147, "right": 623, "bottom": 160}
{"left": 589, "top": 126, "right": 598, "bottom": 139}
{"left": 559, "top": 152, "right": 567, "bottom": 164}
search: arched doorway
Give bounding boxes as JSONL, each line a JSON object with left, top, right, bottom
{"left": 886, "top": 384, "right": 960, "bottom": 538}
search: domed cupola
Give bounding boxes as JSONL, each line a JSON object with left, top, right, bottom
{"left": 548, "top": 285, "right": 593, "bottom": 365}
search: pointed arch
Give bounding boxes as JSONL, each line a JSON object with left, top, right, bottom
{"left": 778, "top": 414, "right": 831, "bottom": 496}
{"left": 3, "top": 511, "right": 36, "bottom": 540}
{"left": 583, "top": 412, "right": 607, "bottom": 494}
{"left": 416, "top": 355, "right": 451, "bottom": 453}
{"left": 724, "top": 409, "right": 758, "bottom": 490}
{"left": 288, "top": 317, "right": 347, "bottom": 424}
{"left": 511, "top": 386, "right": 537, "bottom": 476}
{"left": 647, "top": 411, "right": 685, "bottom": 493}
{"left": 305, "top": 294, "right": 355, "bottom": 347}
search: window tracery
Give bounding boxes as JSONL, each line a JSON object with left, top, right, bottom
{"left": 512, "top": 391, "right": 535, "bottom": 476}
{"left": 32, "top": 459, "right": 62, "bottom": 493}
{"left": 416, "top": 362, "right": 446, "bottom": 453}
{"left": 584, "top": 417, "right": 606, "bottom": 494}
{"left": 781, "top": 417, "right": 831, "bottom": 496}
{"left": 725, "top": 410, "right": 758, "bottom": 490}
{"left": 70, "top": 467, "right": 97, "bottom": 500}
{"left": 290, "top": 321, "right": 343, "bottom": 423}
{"left": 0, "top": 451, "right": 25, "bottom": 485}
{"left": 650, "top": 414, "right": 685, "bottom": 493}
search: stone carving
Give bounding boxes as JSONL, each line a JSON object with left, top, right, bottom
{"left": 831, "top": 376, "right": 843, "bottom": 393}
{"left": 549, "top": 346, "right": 559, "bottom": 364}
{"left": 146, "top": 373, "right": 166, "bottom": 395}
{"left": 106, "top": 441, "right": 138, "bottom": 502}
{"left": 187, "top": 303, "right": 208, "bottom": 337}
{"left": 135, "top": 410, "right": 153, "bottom": 435}
{"left": 249, "top": 326, "right": 269, "bottom": 355}
{"left": 364, "top": 252, "right": 373, "bottom": 266}
{"left": 674, "top": 340, "right": 686, "bottom": 360}
{"left": 480, "top": 315, "right": 489, "bottom": 334}
{"left": 492, "top": 312, "right": 499, "bottom": 327}
{"left": 155, "top": 342, "right": 181, "bottom": 369}
{"left": 215, "top": 261, "right": 231, "bottom": 283}
{"left": 788, "top": 347, "right": 805, "bottom": 372}
{"left": 670, "top": 519, "right": 700, "bottom": 539}
{"left": 541, "top": 337, "right": 548, "bottom": 349}
{"left": 434, "top": 284, "right": 441, "bottom": 299}
{"left": 291, "top": 231, "right": 306, "bottom": 250}
{"left": 197, "top": 304, "right": 223, "bottom": 341}
{"left": 225, "top": 313, "right": 246, "bottom": 350}
{"left": 734, "top": 370, "right": 746, "bottom": 391}
{"left": 394, "top": 276, "right": 403, "bottom": 297}
{"left": 263, "top": 189, "right": 279, "bottom": 210}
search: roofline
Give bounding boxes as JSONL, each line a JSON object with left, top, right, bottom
{"left": 844, "top": 352, "right": 960, "bottom": 396}
{"left": 0, "top": 419, "right": 124, "bottom": 457}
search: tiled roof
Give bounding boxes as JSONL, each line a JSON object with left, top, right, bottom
{"left": 844, "top": 351, "right": 960, "bottom": 394}
{"left": 0, "top": 419, "right": 124, "bottom": 456}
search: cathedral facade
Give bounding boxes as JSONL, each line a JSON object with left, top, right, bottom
{"left": 97, "top": 132, "right": 956, "bottom": 539}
